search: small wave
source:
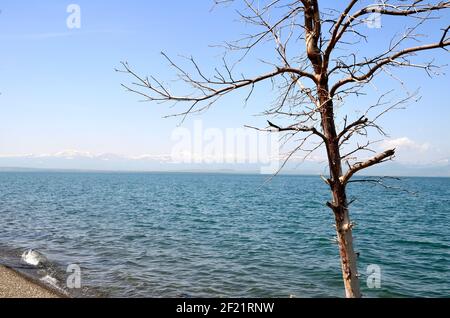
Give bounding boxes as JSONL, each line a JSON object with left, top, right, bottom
{"left": 40, "top": 275, "right": 58, "bottom": 287}
{"left": 40, "top": 275, "right": 70, "bottom": 297}
{"left": 21, "top": 249, "right": 47, "bottom": 266}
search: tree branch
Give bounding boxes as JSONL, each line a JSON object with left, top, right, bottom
{"left": 337, "top": 115, "right": 369, "bottom": 141}
{"left": 119, "top": 61, "right": 317, "bottom": 104}
{"left": 340, "top": 149, "right": 396, "bottom": 185}
{"left": 331, "top": 38, "right": 450, "bottom": 96}
{"left": 323, "top": 0, "right": 360, "bottom": 69}
{"left": 246, "top": 120, "right": 327, "bottom": 142}
{"left": 327, "top": 1, "right": 450, "bottom": 59}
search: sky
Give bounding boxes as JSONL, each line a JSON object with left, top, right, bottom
{"left": 0, "top": 1, "right": 449, "bottom": 174}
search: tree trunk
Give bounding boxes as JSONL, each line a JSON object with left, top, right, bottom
{"left": 317, "top": 80, "right": 361, "bottom": 298}
{"left": 331, "top": 184, "right": 361, "bottom": 298}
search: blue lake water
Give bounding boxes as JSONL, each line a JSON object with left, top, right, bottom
{"left": 0, "top": 172, "right": 449, "bottom": 297}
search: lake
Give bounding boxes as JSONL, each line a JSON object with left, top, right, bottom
{"left": 0, "top": 172, "right": 448, "bottom": 297}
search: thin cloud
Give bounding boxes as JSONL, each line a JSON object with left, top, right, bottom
{"left": 378, "top": 137, "right": 450, "bottom": 165}
{"left": 0, "top": 29, "right": 126, "bottom": 40}
{"left": 381, "top": 137, "right": 430, "bottom": 152}
{"left": 0, "top": 151, "right": 173, "bottom": 162}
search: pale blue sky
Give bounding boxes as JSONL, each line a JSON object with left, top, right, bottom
{"left": 0, "top": 1, "right": 449, "bottom": 171}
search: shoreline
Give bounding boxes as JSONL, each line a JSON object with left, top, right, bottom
{"left": 0, "top": 265, "right": 63, "bottom": 298}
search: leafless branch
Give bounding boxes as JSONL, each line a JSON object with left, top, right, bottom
{"left": 340, "top": 149, "right": 396, "bottom": 185}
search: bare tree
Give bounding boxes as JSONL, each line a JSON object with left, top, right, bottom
{"left": 119, "top": 0, "right": 449, "bottom": 298}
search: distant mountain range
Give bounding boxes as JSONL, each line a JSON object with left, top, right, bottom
{"left": 0, "top": 151, "right": 448, "bottom": 177}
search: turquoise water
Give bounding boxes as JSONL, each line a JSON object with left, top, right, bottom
{"left": 0, "top": 172, "right": 448, "bottom": 297}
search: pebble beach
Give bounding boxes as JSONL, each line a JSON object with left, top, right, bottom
{"left": 0, "top": 265, "right": 60, "bottom": 298}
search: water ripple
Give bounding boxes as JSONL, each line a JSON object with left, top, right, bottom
{"left": 0, "top": 172, "right": 449, "bottom": 297}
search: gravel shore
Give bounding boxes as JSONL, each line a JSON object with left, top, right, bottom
{"left": 0, "top": 265, "right": 61, "bottom": 298}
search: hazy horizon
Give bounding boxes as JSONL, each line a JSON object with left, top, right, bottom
{"left": 0, "top": 154, "right": 448, "bottom": 177}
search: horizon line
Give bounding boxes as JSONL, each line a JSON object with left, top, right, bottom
{"left": 0, "top": 166, "right": 448, "bottom": 179}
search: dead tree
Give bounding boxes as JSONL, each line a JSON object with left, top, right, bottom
{"left": 119, "top": 1, "right": 450, "bottom": 298}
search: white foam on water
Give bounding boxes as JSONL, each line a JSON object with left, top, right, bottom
{"left": 41, "top": 275, "right": 58, "bottom": 287}
{"left": 21, "top": 249, "right": 47, "bottom": 266}
{"left": 40, "top": 274, "right": 69, "bottom": 296}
